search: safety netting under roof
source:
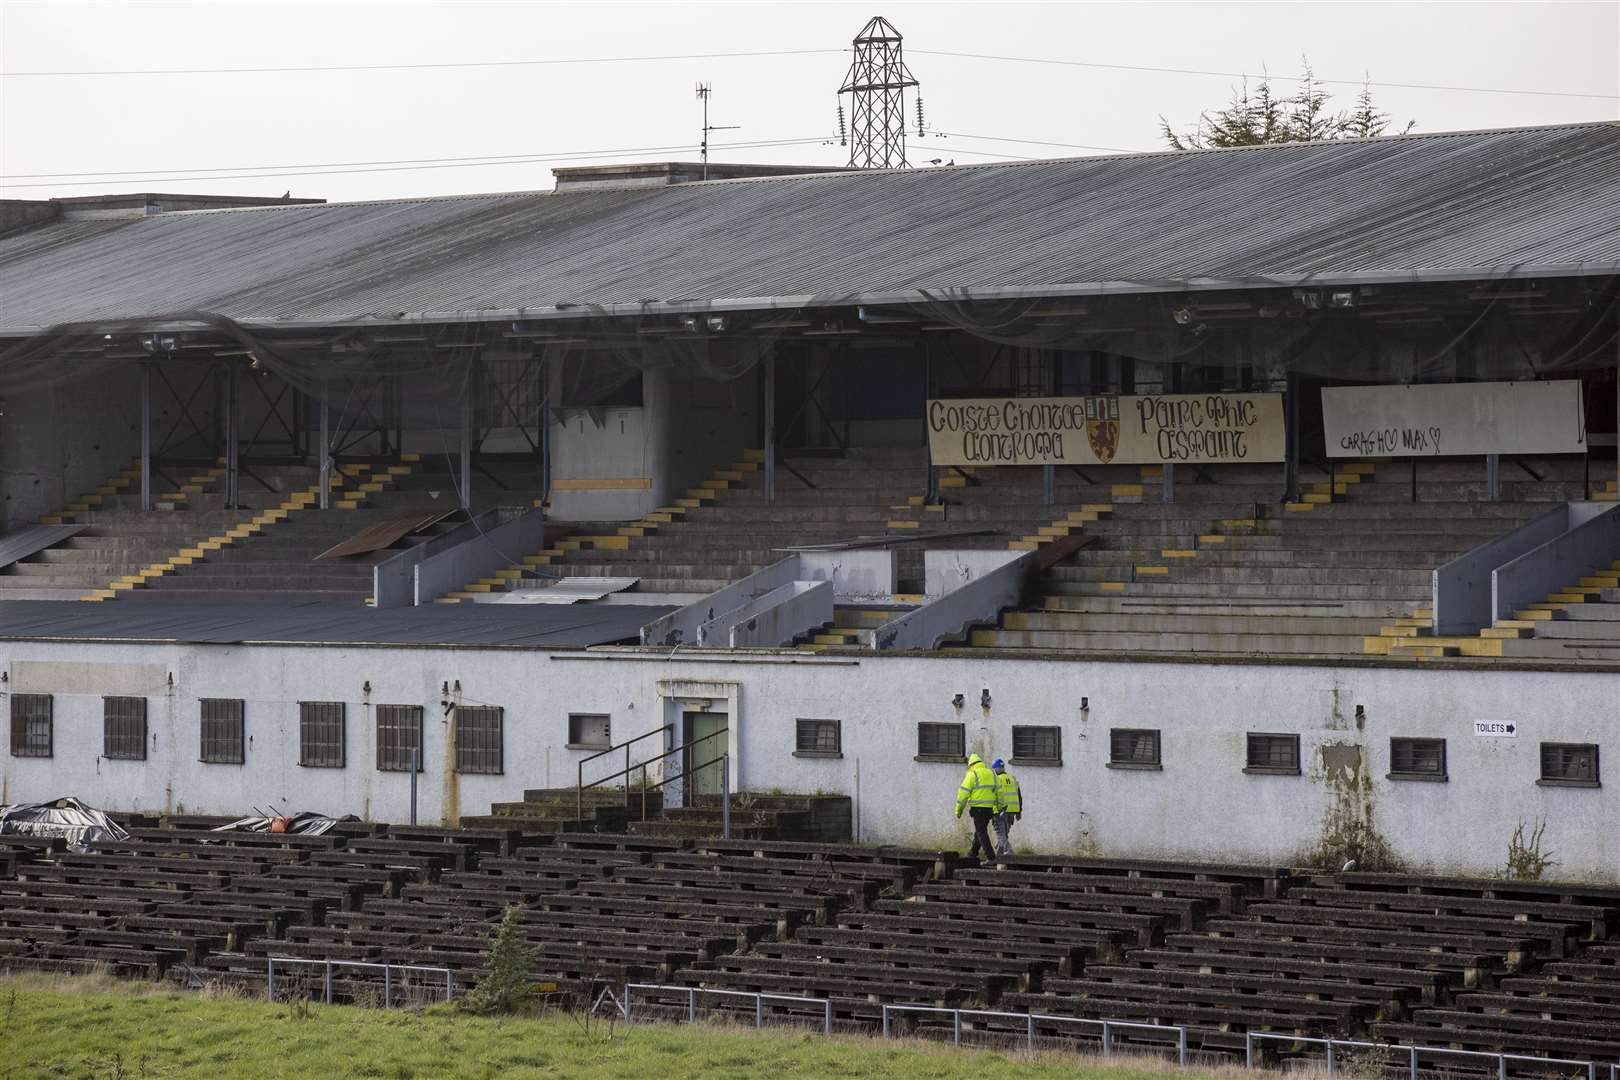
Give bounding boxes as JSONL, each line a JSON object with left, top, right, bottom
{"left": 0, "top": 276, "right": 1615, "bottom": 408}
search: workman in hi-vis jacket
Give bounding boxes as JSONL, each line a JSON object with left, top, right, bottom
{"left": 991, "top": 758, "right": 1022, "bottom": 857}
{"left": 954, "top": 752, "right": 1002, "bottom": 860}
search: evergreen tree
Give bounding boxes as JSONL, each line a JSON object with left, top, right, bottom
{"left": 1160, "top": 58, "right": 1415, "bottom": 149}
{"left": 460, "top": 905, "right": 537, "bottom": 1015}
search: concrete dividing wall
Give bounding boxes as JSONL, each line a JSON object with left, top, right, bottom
{"left": 1434, "top": 506, "right": 1570, "bottom": 634}
{"left": 413, "top": 508, "right": 547, "bottom": 603}
{"left": 0, "top": 368, "right": 143, "bottom": 532}
{"left": 4, "top": 641, "right": 1615, "bottom": 881}
{"left": 1494, "top": 503, "right": 1620, "bottom": 622}
{"left": 371, "top": 510, "right": 498, "bottom": 608}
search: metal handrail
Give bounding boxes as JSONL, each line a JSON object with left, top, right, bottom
{"left": 882, "top": 1004, "right": 1187, "bottom": 1064}
{"left": 577, "top": 725, "right": 727, "bottom": 822}
{"left": 1244, "top": 1031, "right": 1603, "bottom": 1080}
{"left": 575, "top": 723, "right": 672, "bottom": 821}
{"left": 266, "top": 956, "right": 454, "bottom": 1007}
{"left": 619, "top": 981, "right": 1611, "bottom": 1078}
{"left": 624, "top": 983, "right": 831, "bottom": 1034}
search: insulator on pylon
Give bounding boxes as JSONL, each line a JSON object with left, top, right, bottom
{"left": 837, "top": 104, "right": 847, "bottom": 147}
{"left": 916, "top": 97, "right": 926, "bottom": 137}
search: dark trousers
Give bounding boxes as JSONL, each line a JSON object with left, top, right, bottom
{"left": 968, "top": 807, "right": 996, "bottom": 859}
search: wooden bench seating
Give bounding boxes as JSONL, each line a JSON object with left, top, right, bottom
{"left": 1243, "top": 903, "right": 1568, "bottom": 958}
{"left": 1129, "top": 944, "right": 1451, "bottom": 1001}
{"left": 803, "top": 922, "right": 1091, "bottom": 976}
{"left": 1374, "top": 1009, "right": 1620, "bottom": 1060}
{"left": 753, "top": 939, "right": 1042, "bottom": 992}
{"left": 1288, "top": 885, "right": 1614, "bottom": 940}
{"left": 996, "top": 855, "right": 1289, "bottom": 897}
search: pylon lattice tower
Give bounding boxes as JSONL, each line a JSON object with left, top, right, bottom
{"left": 838, "top": 16, "right": 919, "bottom": 169}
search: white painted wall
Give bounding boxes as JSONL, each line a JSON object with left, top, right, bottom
{"left": 2, "top": 641, "right": 1615, "bottom": 882}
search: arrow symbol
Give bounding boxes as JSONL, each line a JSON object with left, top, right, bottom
{"left": 1505, "top": 724, "right": 1516, "bottom": 734}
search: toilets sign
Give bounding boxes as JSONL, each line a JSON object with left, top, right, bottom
{"left": 1473, "top": 720, "right": 1518, "bottom": 738}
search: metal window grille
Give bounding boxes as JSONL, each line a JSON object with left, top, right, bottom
{"left": 567, "top": 713, "right": 611, "bottom": 749}
{"left": 1109, "top": 728, "right": 1161, "bottom": 766}
{"left": 455, "top": 706, "right": 503, "bottom": 775}
{"left": 103, "top": 696, "right": 147, "bottom": 760}
{"left": 917, "top": 722, "right": 965, "bottom": 759}
{"left": 1390, "top": 737, "right": 1445, "bottom": 777}
{"left": 1012, "top": 725, "right": 1061, "bottom": 764}
{"left": 1540, "top": 742, "right": 1599, "bottom": 783}
{"left": 377, "top": 704, "right": 424, "bottom": 772}
{"left": 200, "top": 698, "right": 245, "bottom": 764}
{"left": 299, "top": 701, "right": 346, "bottom": 769}
{"left": 1246, "top": 732, "right": 1299, "bottom": 773}
{"left": 795, "top": 719, "right": 841, "bottom": 755}
{"left": 9, "top": 694, "right": 52, "bottom": 758}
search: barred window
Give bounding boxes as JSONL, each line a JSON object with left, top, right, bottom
{"left": 1389, "top": 737, "right": 1446, "bottom": 780}
{"left": 9, "top": 694, "right": 52, "bottom": 758}
{"left": 456, "top": 706, "right": 503, "bottom": 775}
{"left": 200, "top": 698, "right": 245, "bottom": 765}
{"left": 1108, "top": 728, "right": 1161, "bottom": 769}
{"left": 103, "top": 696, "right": 147, "bottom": 760}
{"left": 1540, "top": 743, "right": 1600, "bottom": 786}
{"left": 917, "top": 722, "right": 965, "bottom": 761}
{"left": 377, "top": 704, "right": 424, "bottom": 772}
{"left": 299, "top": 701, "right": 346, "bottom": 769}
{"left": 567, "top": 713, "right": 611, "bottom": 749}
{"left": 1245, "top": 732, "right": 1299, "bottom": 775}
{"left": 1012, "top": 725, "right": 1062, "bottom": 765}
{"left": 795, "top": 718, "right": 841, "bottom": 757}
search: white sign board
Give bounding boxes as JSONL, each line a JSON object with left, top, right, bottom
{"left": 1473, "top": 720, "right": 1518, "bottom": 738}
{"left": 1322, "top": 380, "right": 1585, "bottom": 459}
{"left": 927, "top": 393, "right": 1285, "bottom": 467}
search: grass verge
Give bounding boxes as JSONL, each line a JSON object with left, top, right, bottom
{"left": 0, "top": 972, "right": 1219, "bottom": 1080}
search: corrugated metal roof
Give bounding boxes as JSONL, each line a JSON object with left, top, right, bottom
{"left": 2, "top": 123, "right": 1616, "bottom": 333}
{"left": 0, "top": 599, "right": 669, "bottom": 647}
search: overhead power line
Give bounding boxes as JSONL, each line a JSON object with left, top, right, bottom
{"left": 0, "top": 48, "right": 842, "bottom": 78}
{"left": 0, "top": 137, "right": 832, "bottom": 190}
{"left": 3, "top": 45, "right": 1613, "bottom": 101}
{"left": 911, "top": 49, "right": 1620, "bottom": 101}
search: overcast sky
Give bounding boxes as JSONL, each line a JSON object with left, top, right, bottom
{"left": 2, "top": 0, "right": 1615, "bottom": 203}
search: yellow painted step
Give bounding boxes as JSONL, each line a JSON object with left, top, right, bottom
{"left": 1340, "top": 462, "right": 1379, "bottom": 475}
{"left": 1099, "top": 582, "right": 1127, "bottom": 593}
{"left": 730, "top": 460, "right": 760, "bottom": 473}
{"left": 1284, "top": 502, "right": 1316, "bottom": 513}
{"left": 1037, "top": 526, "right": 1072, "bottom": 538}
{"left": 906, "top": 495, "right": 925, "bottom": 507}
{"left": 888, "top": 520, "right": 922, "bottom": 530}
{"left": 39, "top": 514, "right": 65, "bottom": 525}
{"left": 716, "top": 470, "right": 745, "bottom": 482}
{"left": 1007, "top": 540, "right": 1040, "bottom": 551}
{"left": 645, "top": 512, "right": 677, "bottom": 523}
{"left": 1547, "top": 593, "right": 1588, "bottom": 604}
{"left": 1492, "top": 620, "right": 1538, "bottom": 630}
{"left": 81, "top": 589, "right": 118, "bottom": 601}
{"left": 1480, "top": 627, "right": 1532, "bottom": 639}
{"left": 1161, "top": 549, "right": 1197, "bottom": 558}
{"left": 1111, "top": 484, "right": 1144, "bottom": 498}
{"left": 335, "top": 499, "right": 362, "bottom": 510}
{"left": 1302, "top": 492, "right": 1334, "bottom": 504}
{"left": 617, "top": 526, "right": 649, "bottom": 538}
{"left": 923, "top": 503, "right": 945, "bottom": 513}
{"left": 813, "top": 634, "right": 853, "bottom": 646}
{"left": 673, "top": 498, "right": 703, "bottom": 509}
{"left": 939, "top": 475, "right": 968, "bottom": 489}
{"left": 1135, "top": 565, "right": 1169, "bottom": 576}
{"left": 1080, "top": 504, "right": 1113, "bottom": 514}
{"left": 741, "top": 448, "right": 766, "bottom": 463}
{"left": 687, "top": 488, "right": 717, "bottom": 500}
{"left": 590, "top": 535, "right": 631, "bottom": 550}
{"left": 893, "top": 594, "right": 926, "bottom": 605}
{"left": 1064, "top": 511, "right": 1101, "bottom": 525}
{"left": 523, "top": 554, "right": 554, "bottom": 568}
{"left": 463, "top": 582, "right": 494, "bottom": 594}
{"left": 1197, "top": 535, "right": 1227, "bottom": 545}
{"left": 1514, "top": 608, "right": 1563, "bottom": 621}
{"left": 1578, "top": 575, "right": 1620, "bottom": 588}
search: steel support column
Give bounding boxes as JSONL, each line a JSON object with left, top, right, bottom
{"left": 318, "top": 375, "right": 331, "bottom": 510}
{"left": 764, "top": 354, "right": 777, "bottom": 503}
{"left": 1284, "top": 371, "right": 1300, "bottom": 503}
{"left": 460, "top": 368, "right": 474, "bottom": 512}
{"left": 225, "top": 362, "right": 239, "bottom": 509}
{"left": 140, "top": 364, "right": 152, "bottom": 511}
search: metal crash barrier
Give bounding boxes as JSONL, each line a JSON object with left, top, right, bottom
{"left": 623, "top": 983, "right": 832, "bottom": 1034}
{"left": 620, "top": 983, "right": 1611, "bottom": 1078}
{"left": 881, "top": 1003, "right": 1189, "bottom": 1064}
{"left": 1244, "top": 1031, "right": 1602, "bottom": 1080}
{"left": 266, "top": 956, "right": 455, "bottom": 1007}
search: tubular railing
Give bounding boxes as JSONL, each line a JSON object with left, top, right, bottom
{"left": 620, "top": 982, "right": 1612, "bottom": 1078}
{"left": 575, "top": 724, "right": 673, "bottom": 821}
{"left": 1244, "top": 1032, "right": 1602, "bottom": 1080}
{"left": 624, "top": 983, "right": 831, "bottom": 1034}
{"left": 265, "top": 956, "right": 454, "bottom": 1007}
{"left": 577, "top": 726, "right": 727, "bottom": 824}
{"left": 882, "top": 1004, "right": 1188, "bottom": 1064}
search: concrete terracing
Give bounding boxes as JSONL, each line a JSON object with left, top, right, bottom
{"left": 969, "top": 458, "right": 1605, "bottom": 662}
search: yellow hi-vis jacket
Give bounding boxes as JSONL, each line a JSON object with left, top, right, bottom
{"left": 955, "top": 754, "right": 1001, "bottom": 816}
{"left": 996, "top": 770, "right": 1022, "bottom": 815}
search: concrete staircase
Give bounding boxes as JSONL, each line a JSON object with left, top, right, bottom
{"left": 461, "top": 787, "right": 667, "bottom": 833}
{"left": 967, "top": 458, "right": 1590, "bottom": 660}
{"left": 462, "top": 787, "right": 852, "bottom": 842}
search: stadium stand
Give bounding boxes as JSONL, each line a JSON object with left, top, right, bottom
{"left": 4, "top": 825, "right": 1615, "bottom": 1068}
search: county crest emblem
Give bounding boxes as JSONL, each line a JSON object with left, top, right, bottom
{"left": 1087, "top": 419, "right": 1119, "bottom": 464}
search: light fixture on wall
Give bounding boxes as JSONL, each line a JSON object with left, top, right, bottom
{"left": 980, "top": 688, "right": 992, "bottom": 710}
{"left": 362, "top": 680, "right": 371, "bottom": 695}
{"left": 951, "top": 693, "right": 964, "bottom": 710}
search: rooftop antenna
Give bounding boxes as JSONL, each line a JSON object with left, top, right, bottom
{"left": 696, "top": 83, "right": 740, "bottom": 180}
{"left": 838, "top": 15, "right": 920, "bottom": 169}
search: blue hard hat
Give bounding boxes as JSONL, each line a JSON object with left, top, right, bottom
{"left": 991, "top": 758, "right": 1005, "bottom": 770}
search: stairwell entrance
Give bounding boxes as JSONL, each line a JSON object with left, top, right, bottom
{"left": 682, "top": 711, "right": 728, "bottom": 805}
